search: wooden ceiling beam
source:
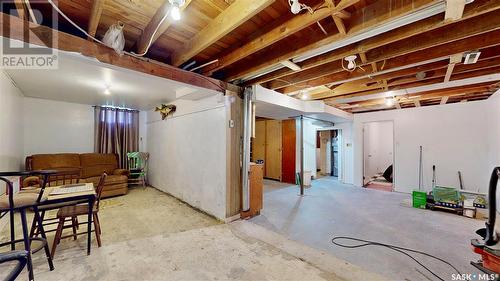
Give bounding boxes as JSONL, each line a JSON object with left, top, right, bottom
{"left": 275, "top": 23, "right": 500, "bottom": 93}
{"left": 88, "top": 0, "right": 106, "bottom": 38}
{"left": 0, "top": 13, "right": 240, "bottom": 94}
{"left": 333, "top": 16, "right": 347, "bottom": 35}
{"left": 136, "top": 0, "right": 192, "bottom": 55}
{"left": 234, "top": 0, "right": 438, "bottom": 83}
{"left": 237, "top": 0, "right": 500, "bottom": 85}
{"left": 339, "top": 85, "right": 492, "bottom": 107}
{"left": 202, "top": 0, "right": 360, "bottom": 75}
{"left": 171, "top": 0, "right": 275, "bottom": 67}
{"left": 13, "top": 0, "right": 27, "bottom": 20}
{"left": 440, "top": 96, "right": 449, "bottom": 104}
{"left": 319, "top": 66, "right": 500, "bottom": 101}
{"left": 444, "top": 53, "right": 463, "bottom": 82}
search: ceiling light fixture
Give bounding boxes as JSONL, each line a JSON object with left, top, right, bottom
{"left": 300, "top": 91, "right": 310, "bottom": 100}
{"left": 288, "top": 0, "right": 313, "bottom": 15}
{"left": 385, "top": 97, "right": 395, "bottom": 106}
{"left": 342, "top": 55, "right": 358, "bottom": 72}
{"left": 104, "top": 86, "right": 111, "bottom": 95}
{"left": 169, "top": 0, "right": 185, "bottom": 21}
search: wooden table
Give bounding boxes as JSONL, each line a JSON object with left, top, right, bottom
{"left": 39, "top": 183, "right": 96, "bottom": 255}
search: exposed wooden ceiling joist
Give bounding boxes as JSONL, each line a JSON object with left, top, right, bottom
{"left": 87, "top": 0, "right": 106, "bottom": 37}
{"left": 201, "top": 0, "right": 361, "bottom": 75}
{"left": 13, "top": 0, "right": 27, "bottom": 20}
{"left": 230, "top": 0, "right": 441, "bottom": 83}
{"left": 171, "top": 0, "right": 275, "bottom": 67}
{"left": 239, "top": 0, "right": 500, "bottom": 86}
{"left": 136, "top": 0, "right": 193, "bottom": 55}
{"left": 274, "top": 19, "right": 500, "bottom": 94}
{"left": 0, "top": 13, "right": 239, "bottom": 94}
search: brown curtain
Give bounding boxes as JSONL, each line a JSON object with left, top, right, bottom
{"left": 94, "top": 106, "right": 139, "bottom": 168}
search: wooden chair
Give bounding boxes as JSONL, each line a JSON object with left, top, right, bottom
{"left": 127, "top": 152, "right": 149, "bottom": 188}
{"left": 28, "top": 169, "right": 83, "bottom": 239}
{"left": 51, "top": 173, "right": 107, "bottom": 258}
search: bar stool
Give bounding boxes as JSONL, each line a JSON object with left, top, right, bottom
{"left": 0, "top": 171, "right": 56, "bottom": 281}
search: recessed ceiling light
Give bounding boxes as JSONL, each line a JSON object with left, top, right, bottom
{"left": 104, "top": 86, "right": 111, "bottom": 95}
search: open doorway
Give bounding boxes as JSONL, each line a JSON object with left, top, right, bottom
{"left": 317, "top": 129, "right": 342, "bottom": 180}
{"left": 363, "top": 121, "right": 394, "bottom": 192}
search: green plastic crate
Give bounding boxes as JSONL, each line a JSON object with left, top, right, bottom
{"left": 412, "top": 190, "right": 427, "bottom": 209}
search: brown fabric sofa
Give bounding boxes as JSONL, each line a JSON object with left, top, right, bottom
{"left": 25, "top": 153, "right": 129, "bottom": 198}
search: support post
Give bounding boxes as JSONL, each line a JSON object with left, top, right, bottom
{"left": 241, "top": 87, "right": 253, "bottom": 211}
{"left": 300, "top": 115, "right": 304, "bottom": 196}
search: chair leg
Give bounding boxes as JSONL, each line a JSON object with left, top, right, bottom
{"left": 20, "top": 209, "right": 34, "bottom": 281}
{"left": 93, "top": 213, "right": 102, "bottom": 247}
{"left": 71, "top": 217, "right": 78, "bottom": 240}
{"left": 95, "top": 213, "right": 102, "bottom": 234}
{"left": 9, "top": 209, "right": 15, "bottom": 250}
{"left": 33, "top": 208, "right": 54, "bottom": 271}
{"left": 29, "top": 211, "right": 38, "bottom": 238}
{"left": 51, "top": 218, "right": 65, "bottom": 258}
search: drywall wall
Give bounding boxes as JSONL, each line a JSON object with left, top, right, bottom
{"left": 363, "top": 121, "right": 394, "bottom": 180}
{"left": 0, "top": 71, "right": 24, "bottom": 193}
{"left": 296, "top": 118, "right": 320, "bottom": 179}
{"left": 0, "top": 71, "right": 24, "bottom": 231}
{"left": 23, "top": 98, "right": 95, "bottom": 157}
{"left": 487, "top": 91, "right": 500, "bottom": 171}
{"left": 353, "top": 101, "right": 492, "bottom": 193}
{"left": 146, "top": 94, "right": 228, "bottom": 220}
{"left": 23, "top": 98, "right": 149, "bottom": 159}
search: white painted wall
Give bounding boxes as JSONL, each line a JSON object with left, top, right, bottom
{"left": 0, "top": 71, "right": 24, "bottom": 193}
{"left": 363, "top": 121, "right": 394, "bottom": 180}
{"left": 146, "top": 94, "right": 228, "bottom": 220}
{"left": 487, "top": 91, "right": 500, "bottom": 171}
{"left": 23, "top": 98, "right": 95, "bottom": 157}
{"left": 296, "top": 118, "right": 322, "bottom": 179}
{"left": 352, "top": 101, "right": 492, "bottom": 193}
{"left": 23, "top": 98, "right": 149, "bottom": 159}
{"left": 0, "top": 71, "right": 24, "bottom": 231}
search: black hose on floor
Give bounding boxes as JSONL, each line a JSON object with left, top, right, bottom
{"left": 331, "top": 236, "right": 461, "bottom": 281}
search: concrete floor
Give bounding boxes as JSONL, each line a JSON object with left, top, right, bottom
{"left": 251, "top": 177, "right": 485, "bottom": 281}
{"left": 0, "top": 187, "right": 384, "bottom": 281}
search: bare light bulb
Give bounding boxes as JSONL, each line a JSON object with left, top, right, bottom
{"left": 290, "top": 0, "right": 302, "bottom": 14}
{"left": 347, "top": 60, "right": 355, "bottom": 70}
{"left": 171, "top": 5, "right": 181, "bottom": 20}
{"left": 300, "top": 92, "right": 310, "bottom": 100}
{"left": 104, "top": 86, "right": 111, "bottom": 95}
{"left": 385, "top": 97, "right": 395, "bottom": 106}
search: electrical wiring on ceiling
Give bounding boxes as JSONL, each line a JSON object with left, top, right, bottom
{"left": 46, "top": 0, "right": 226, "bottom": 92}
{"left": 46, "top": 0, "right": 168, "bottom": 57}
{"left": 331, "top": 236, "right": 462, "bottom": 281}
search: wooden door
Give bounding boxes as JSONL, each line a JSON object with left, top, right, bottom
{"left": 252, "top": 121, "right": 266, "bottom": 174}
{"left": 265, "top": 120, "right": 282, "bottom": 180}
{"left": 281, "top": 119, "right": 296, "bottom": 183}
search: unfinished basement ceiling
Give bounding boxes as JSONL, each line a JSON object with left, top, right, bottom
{"left": 4, "top": 50, "right": 216, "bottom": 110}
{"left": 4, "top": 0, "right": 500, "bottom": 112}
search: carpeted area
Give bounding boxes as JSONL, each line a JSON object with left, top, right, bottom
{"left": 0, "top": 186, "right": 384, "bottom": 281}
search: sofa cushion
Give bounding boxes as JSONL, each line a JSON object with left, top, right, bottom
{"left": 80, "top": 153, "right": 119, "bottom": 178}
{"left": 83, "top": 175, "right": 128, "bottom": 187}
{"left": 30, "top": 154, "right": 81, "bottom": 171}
